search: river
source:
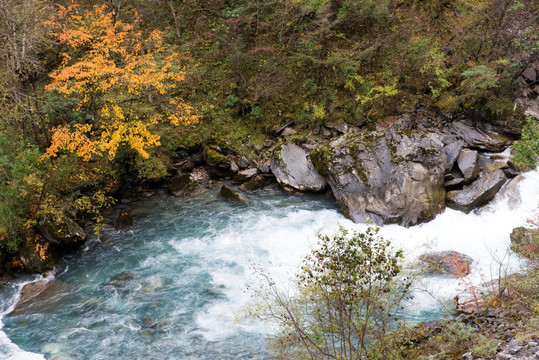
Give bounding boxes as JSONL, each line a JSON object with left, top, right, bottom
{"left": 1, "top": 171, "right": 538, "bottom": 359}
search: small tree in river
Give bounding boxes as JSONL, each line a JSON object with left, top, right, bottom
{"left": 249, "top": 227, "right": 412, "bottom": 360}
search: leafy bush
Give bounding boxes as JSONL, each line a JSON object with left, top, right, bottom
{"left": 512, "top": 116, "right": 539, "bottom": 170}
{"left": 0, "top": 133, "right": 46, "bottom": 252}
{"left": 249, "top": 227, "right": 411, "bottom": 360}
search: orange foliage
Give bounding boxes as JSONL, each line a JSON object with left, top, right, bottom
{"left": 44, "top": 2, "right": 198, "bottom": 161}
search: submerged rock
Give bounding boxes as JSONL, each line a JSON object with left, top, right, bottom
{"left": 311, "top": 123, "right": 446, "bottom": 226}
{"left": 419, "top": 250, "right": 473, "bottom": 276}
{"left": 447, "top": 168, "right": 507, "bottom": 213}
{"left": 13, "top": 279, "right": 70, "bottom": 315}
{"left": 271, "top": 143, "right": 327, "bottom": 192}
{"left": 104, "top": 272, "right": 136, "bottom": 289}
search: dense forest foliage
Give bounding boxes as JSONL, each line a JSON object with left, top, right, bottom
{"left": 0, "top": 0, "right": 537, "bottom": 265}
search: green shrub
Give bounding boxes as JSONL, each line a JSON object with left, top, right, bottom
{"left": 0, "top": 133, "right": 46, "bottom": 253}
{"left": 249, "top": 227, "right": 412, "bottom": 360}
{"left": 513, "top": 116, "right": 539, "bottom": 170}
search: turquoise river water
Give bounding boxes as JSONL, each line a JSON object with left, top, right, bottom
{"left": 1, "top": 171, "right": 539, "bottom": 359}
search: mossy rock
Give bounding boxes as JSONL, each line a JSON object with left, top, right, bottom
{"left": 204, "top": 146, "right": 228, "bottom": 167}
{"left": 15, "top": 237, "right": 58, "bottom": 274}
{"left": 310, "top": 118, "right": 447, "bottom": 226}
{"left": 37, "top": 212, "right": 87, "bottom": 250}
{"left": 510, "top": 227, "right": 539, "bottom": 259}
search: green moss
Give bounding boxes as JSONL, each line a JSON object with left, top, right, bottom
{"left": 310, "top": 145, "right": 331, "bottom": 176}
{"left": 204, "top": 146, "right": 227, "bottom": 164}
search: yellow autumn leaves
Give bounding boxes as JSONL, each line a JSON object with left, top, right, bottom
{"left": 44, "top": 2, "right": 198, "bottom": 161}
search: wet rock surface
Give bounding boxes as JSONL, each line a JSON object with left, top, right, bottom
{"left": 444, "top": 140, "right": 465, "bottom": 171}
{"left": 12, "top": 279, "right": 70, "bottom": 315}
{"left": 457, "top": 149, "right": 480, "bottom": 183}
{"left": 219, "top": 185, "right": 245, "bottom": 204}
{"left": 447, "top": 168, "right": 507, "bottom": 213}
{"left": 37, "top": 213, "right": 87, "bottom": 250}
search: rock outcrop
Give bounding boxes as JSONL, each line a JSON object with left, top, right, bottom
{"left": 311, "top": 123, "right": 446, "bottom": 226}
{"left": 271, "top": 143, "right": 327, "bottom": 192}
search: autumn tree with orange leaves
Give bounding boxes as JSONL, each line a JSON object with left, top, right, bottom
{"left": 43, "top": 2, "right": 198, "bottom": 161}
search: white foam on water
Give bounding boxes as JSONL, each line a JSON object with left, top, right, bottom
{"left": 192, "top": 171, "right": 539, "bottom": 340}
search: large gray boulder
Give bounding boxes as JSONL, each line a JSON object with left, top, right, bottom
{"left": 270, "top": 143, "right": 327, "bottom": 192}
{"left": 450, "top": 121, "right": 512, "bottom": 152}
{"left": 446, "top": 168, "right": 507, "bottom": 213}
{"left": 311, "top": 125, "right": 447, "bottom": 226}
